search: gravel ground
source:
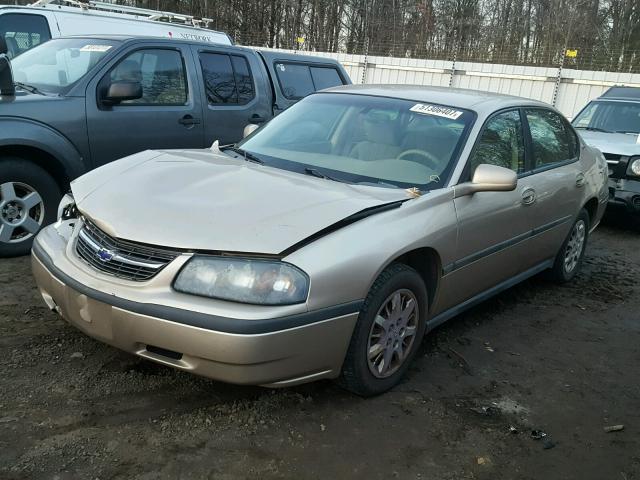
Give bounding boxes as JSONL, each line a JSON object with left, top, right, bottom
{"left": 1, "top": 216, "right": 639, "bottom": 480}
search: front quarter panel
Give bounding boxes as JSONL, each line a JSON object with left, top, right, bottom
{"left": 284, "top": 189, "right": 457, "bottom": 311}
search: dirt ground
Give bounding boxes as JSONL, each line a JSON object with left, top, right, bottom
{"left": 1, "top": 215, "right": 639, "bottom": 480}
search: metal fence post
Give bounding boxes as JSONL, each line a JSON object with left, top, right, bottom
{"left": 361, "top": 37, "right": 370, "bottom": 84}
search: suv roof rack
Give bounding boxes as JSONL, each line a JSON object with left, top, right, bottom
{"left": 29, "top": 0, "right": 216, "bottom": 29}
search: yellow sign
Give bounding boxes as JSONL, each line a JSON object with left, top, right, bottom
{"left": 296, "top": 37, "right": 305, "bottom": 44}
{"left": 566, "top": 49, "right": 578, "bottom": 58}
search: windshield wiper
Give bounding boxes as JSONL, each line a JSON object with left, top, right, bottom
{"left": 14, "top": 81, "right": 46, "bottom": 96}
{"left": 614, "top": 130, "right": 640, "bottom": 135}
{"left": 304, "top": 167, "right": 344, "bottom": 182}
{"left": 575, "top": 126, "right": 611, "bottom": 133}
{"left": 220, "top": 146, "right": 264, "bottom": 164}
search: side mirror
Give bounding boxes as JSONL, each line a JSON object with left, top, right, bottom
{"left": 243, "top": 123, "right": 259, "bottom": 138}
{"left": 0, "top": 37, "right": 7, "bottom": 56}
{"left": 0, "top": 55, "right": 15, "bottom": 97}
{"left": 454, "top": 164, "right": 517, "bottom": 198}
{"left": 102, "top": 81, "right": 142, "bottom": 105}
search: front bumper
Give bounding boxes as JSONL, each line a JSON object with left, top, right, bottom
{"left": 608, "top": 177, "right": 640, "bottom": 214}
{"left": 31, "top": 225, "right": 360, "bottom": 387}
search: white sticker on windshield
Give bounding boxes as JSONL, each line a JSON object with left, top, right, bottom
{"left": 79, "top": 45, "right": 113, "bottom": 52}
{"left": 410, "top": 103, "right": 463, "bottom": 120}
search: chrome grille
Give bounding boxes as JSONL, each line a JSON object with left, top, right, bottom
{"left": 75, "top": 219, "right": 180, "bottom": 281}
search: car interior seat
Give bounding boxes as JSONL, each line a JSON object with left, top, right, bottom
{"left": 350, "top": 115, "right": 401, "bottom": 160}
{"left": 5, "top": 36, "right": 19, "bottom": 59}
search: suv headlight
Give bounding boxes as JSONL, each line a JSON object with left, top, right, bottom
{"left": 628, "top": 157, "right": 640, "bottom": 177}
{"left": 56, "top": 192, "right": 77, "bottom": 220}
{"left": 174, "top": 256, "right": 309, "bottom": 305}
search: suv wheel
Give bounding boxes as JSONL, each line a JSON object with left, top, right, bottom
{"left": 0, "top": 158, "right": 61, "bottom": 257}
{"left": 339, "top": 264, "right": 428, "bottom": 397}
{"left": 549, "top": 209, "right": 590, "bottom": 283}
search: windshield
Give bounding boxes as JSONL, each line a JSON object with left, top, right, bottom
{"left": 237, "top": 93, "right": 474, "bottom": 189}
{"left": 573, "top": 100, "right": 640, "bottom": 134}
{"left": 10, "top": 38, "right": 117, "bottom": 95}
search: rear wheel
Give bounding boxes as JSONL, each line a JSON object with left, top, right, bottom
{"left": 0, "top": 158, "right": 61, "bottom": 257}
{"left": 338, "top": 264, "right": 428, "bottom": 397}
{"left": 549, "top": 209, "right": 589, "bottom": 283}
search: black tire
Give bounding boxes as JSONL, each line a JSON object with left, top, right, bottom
{"left": 549, "top": 209, "right": 590, "bottom": 283}
{"left": 338, "top": 263, "right": 428, "bottom": 397}
{"left": 0, "top": 158, "right": 62, "bottom": 257}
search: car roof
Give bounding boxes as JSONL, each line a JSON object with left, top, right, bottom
{"left": 598, "top": 86, "right": 640, "bottom": 101}
{"left": 321, "top": 84, "right": 550, "bottom": 114}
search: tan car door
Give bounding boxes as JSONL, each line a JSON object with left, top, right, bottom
{"left": 437, "top": 109, "right": 533, "bottom": 313}
{"left": 517, "top": 108, "right": 582, "bottom": 270}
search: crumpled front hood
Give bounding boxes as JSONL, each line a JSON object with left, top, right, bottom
{"left": 578, "top": 131, "right": 640, "bottom": 157}
{"left": 72, "top": 149, "right": 410, "bottom": 254}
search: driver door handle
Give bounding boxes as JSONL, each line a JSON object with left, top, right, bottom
{"left": 178, "top": 114, "right": 201, "bottom": 126}
{"left": 522, "top": 188, "right": 536, "bottom": 205}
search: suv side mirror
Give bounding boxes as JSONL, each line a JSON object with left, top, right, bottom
{"left": 102, "top": 81, "right": 142, "bottom": 105}
{"left": 454, "top": 164, "right": 517, "bottom": 197}
{"left": 0, "top": 55, "right": 15, "bottom": 97}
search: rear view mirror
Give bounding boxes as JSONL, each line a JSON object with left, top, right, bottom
{"left": 102, "top": 81, "right": 142, "bottom": 105}
{"left": 243, "top": 123, "right": 259, "bottom": 138}
{"left": 454, "top": 164, "right": 517, "bottom": 197}
{"left": 0, "top": 36, "right": 7, "bottom": 56}
{"left": 0, "top": 55, "right": 15, "bottom": 97}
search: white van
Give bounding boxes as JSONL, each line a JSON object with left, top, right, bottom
{"left": 0, "top": 0, "right": 232, "bottom": 58}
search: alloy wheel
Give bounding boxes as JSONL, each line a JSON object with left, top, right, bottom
{"left": 0, "top": 182, "right": 45, "bottom": 244}
{"left": 367, "top": 289, "right": 419, "bottom": 379}
{"left": 564, "top": 219, "right": 586, "bottom": 274}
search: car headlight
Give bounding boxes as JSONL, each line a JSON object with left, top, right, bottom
{"left": 56, "top": 192, "right": 77, "bottom": 220}
{"left": 174, "top": 256, "right": 309, "bottom": 305}
{"left": 629, "top": 157, "right": 640, "bottom": 177}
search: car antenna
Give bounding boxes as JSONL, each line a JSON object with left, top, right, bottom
{"left": 210, "top": 139, "right": 222, "bottom": 154}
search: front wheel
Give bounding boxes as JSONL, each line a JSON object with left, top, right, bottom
{"left": 0, "top": 158, "right": 61, "bottom": 257}
{"left": 549, "top": 209, "right": 590, "bottom": 283}
{"left": 338, "top": 264, "right": 428, "bottom": 397}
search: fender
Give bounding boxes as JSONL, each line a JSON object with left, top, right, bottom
{"left": 0, "top": 117, "right": 86, "bottom": 180}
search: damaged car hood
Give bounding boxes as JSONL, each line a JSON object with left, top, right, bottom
{"left": 72, "top": 149, "right": 410, "bottom": 254}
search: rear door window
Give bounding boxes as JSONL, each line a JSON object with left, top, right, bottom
{"left": 0, "top": 13, "right": 51, "bottom": 59}
{"left": 275, "top": 63, "right": 344, "bottom": 100}
{"left": 199, "top": 52, "right": 255, "bottom": 105}
{"left": 525, "top": 109, "right": 578, "bottom": 169}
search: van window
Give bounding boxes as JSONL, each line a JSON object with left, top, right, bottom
{"left": 109, "top": 49, "right": 187, "bottom": 105}
{"left": 199, "top": 52, "right": 255, "bottom": 105}
{"left": 275, "top": 62, "right": 344, "bottom": 100}
{"left": 0, "top": 13, "right": 51, "bottom": 59}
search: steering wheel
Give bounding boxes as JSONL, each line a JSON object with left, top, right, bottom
{"left": 397, "top": 149, "right": 440, "bottom": 170}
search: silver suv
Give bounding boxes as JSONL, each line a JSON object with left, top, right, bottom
{"left": 572, "top": 86, "right": 640, "bottom": 219}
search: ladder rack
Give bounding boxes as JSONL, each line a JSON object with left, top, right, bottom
{"left": 29, "top": 0, "right": 215, "bottom": 29}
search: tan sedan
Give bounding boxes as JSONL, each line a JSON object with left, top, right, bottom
{"left": 32, "top": 86, "right": 608, "bottom": 396}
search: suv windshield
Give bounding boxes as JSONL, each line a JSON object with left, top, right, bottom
{"left": 11, "top": 38, "right": 117, "bottom": 95}
{"left": 573, "top": 100, "right": 640, "bottom": 134}
{"left": 237, "top": 93, "right": 474, "bottom": 189}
